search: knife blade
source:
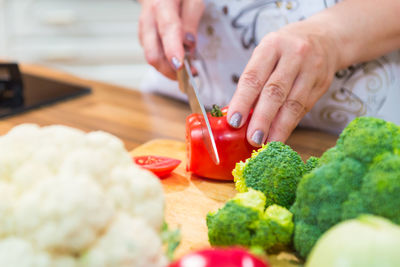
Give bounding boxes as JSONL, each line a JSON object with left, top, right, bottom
{"left": 178, "top": 54, "right": 220, "bottom": 165}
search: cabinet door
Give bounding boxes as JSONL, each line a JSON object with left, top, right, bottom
{"left": 5, "top": 0, "right": 145, "bottom": 65}
{"left": 7, "top": 0, "right": 140, "bottom": 37}
{"left": 9, "top": 35, "right": 145, "bottom": 64}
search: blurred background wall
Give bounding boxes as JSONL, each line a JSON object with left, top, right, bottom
{"left": 0, "top": 0, "right": 148, "bottom": 89}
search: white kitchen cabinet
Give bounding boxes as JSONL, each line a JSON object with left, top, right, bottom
{"left": 0, "top": 0, "right": 148, "bottom": 89}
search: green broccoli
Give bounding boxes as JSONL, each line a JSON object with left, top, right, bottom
{"left": 232, "top": 142, "right": 306, "bottom": 209}
{"left": 336, "top": 116, "right": 400, "bottom": 163}
{"left": 206, "top": 189, "right": 294, "bottom": 251}
{"left": 304, "top": 156, "right": 320, "bottom": 174}
{"left": 292, "top": 117, "right": 400, "bottom": 258}
{"left": 361, "top": 152, "right": 400, "bottom": 224}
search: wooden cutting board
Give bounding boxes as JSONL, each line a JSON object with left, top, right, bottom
{"left": 131, "top": 139, "right": 302, "bottom": 266}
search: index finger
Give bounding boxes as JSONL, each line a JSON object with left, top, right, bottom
{"left": 227, "top": 41, "right": 279, "bottom": 129}
{"left": 154, "top": 0, "right": 185, "bottom": 71}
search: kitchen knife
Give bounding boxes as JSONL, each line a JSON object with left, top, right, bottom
{"left": 178, "top": 53, "right": 220, "bottom": 165}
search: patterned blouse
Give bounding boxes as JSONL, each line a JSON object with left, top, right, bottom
{"left": 142, "top": 0, "right": 400, "bottom": 133}
{"left": 144, "top": 0, "right": 400, "bottom": 134}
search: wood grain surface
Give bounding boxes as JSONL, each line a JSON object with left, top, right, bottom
{"left": 131, "top": 138, "right": 337, "bottom": 266}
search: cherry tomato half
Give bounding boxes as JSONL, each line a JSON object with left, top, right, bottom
{"left": 133, "top": 155, "right": 181, "bottom": 179}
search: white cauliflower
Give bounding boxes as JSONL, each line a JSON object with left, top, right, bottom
{"left": 0, "top": 124, "right": 167, "bottom": 266}
{"left": 0, "top": 182, "right": 17, "bottom": 237}
{"left": 82, "top": 213, "right": 168, "bottom": 267}
{"left": 0, "top": 237, "right": 77, "bottom": 267}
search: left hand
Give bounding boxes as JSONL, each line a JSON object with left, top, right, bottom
{"left": 227, "top": 20, "right": 341, "bottom": 146}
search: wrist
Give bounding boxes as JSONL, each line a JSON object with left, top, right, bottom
{"left": 305, "top": 5, "right": 372, "bottom": 70}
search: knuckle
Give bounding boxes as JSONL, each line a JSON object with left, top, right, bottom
{"left": 151, "top": 0, "right": 160, "bottom": 10}
{"left": 263, "top": 83, "right": 286, "bottom": 104}
{"left": 239, "top": 70, "right": 264, "bottom": 92}
{"left": 159, "top": 20, "right": 180, "bottom": 37}
{"left": 262, "top": 32, "right": 280, "bottom": 48}
{"left": 294, "top": 39, "right": 311, "bottom": 56}
{"left": 145, "top": 52, "right": 160, "bottom": 66}
{"left": 313, "top": 57, "right": 324, "bottom": 69}
{"left": 284, "top": 99, "right": 306, "bottom": 116}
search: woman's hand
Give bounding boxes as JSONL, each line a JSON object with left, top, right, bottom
{"left": 138, "top": 0, "right": 204, "bottom": 80}
{"left": 227, "top": 21, "right": 341, "bottom": 146}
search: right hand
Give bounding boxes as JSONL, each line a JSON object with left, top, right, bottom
{"left": 138, "top": 0, "right": 205, "bottom": 80}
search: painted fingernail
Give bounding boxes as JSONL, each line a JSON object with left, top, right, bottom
{"left": 171, "top": 57, "right": 182, "bottom": 70}
{"left": 229, "top": 112, "right": 242, "bottom": 128}
{"left": 251, "top": 130, "right": 264, "bottom": 146}
{"left": 184, "top": 33, "right": 196, "bottom": 46}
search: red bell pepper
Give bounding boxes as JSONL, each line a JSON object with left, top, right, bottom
{"left": 186, "top": 105, "right": 254, "bottom": 180}
{"left": 133, "top": 155, "right": 181, "bottom": 179}
{"left": 168, "top": 247, "right": 269, "bottom": 267}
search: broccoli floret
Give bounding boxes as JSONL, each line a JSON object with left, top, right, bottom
{"left": 206, "top": 189, "right": 294, "bottom": 251}
{"left": 341, "top": 192, "right": 367, "bottom": 221}
{"left": 318, "top": 146, "right": 345, "bottom": 165}
{"left": 263, "top": 204, "right": 294, "bottom": 246}
{"left": 304, "top": 157, "right": 320, "bottom": 174}
{"left": 293, "top": 222, "right": 322, "bottom": 259}
{"left": 233, "top": 142, "right": 305, "bottom": 209}
{"left": 251, "top": 204, "right": 294, "bottom": 251}
{"left": 292, "top": 117, "right": 400, "bottom": 258}
{"left": 206, "top": 189, "right": 266, "bottom": 247}
{"left": 361, "top": 152, "right": 400, "bottom": 224}
{"left": 336, "top": 116, "right": 399, "bottom": 163}
{"left": 207, "top": 201, "right": 260, "bottom": 247}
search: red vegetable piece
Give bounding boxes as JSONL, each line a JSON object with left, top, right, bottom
{"left": 168, "top": 247, "right": 269, "bottom": 267}
{"left": 186, "top": 106, "right": 254, "bottom": 180}
{"left": 133, "top": 155, "right": 181, "bottom": 178}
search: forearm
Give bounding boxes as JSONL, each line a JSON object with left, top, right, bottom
{"left": 308, "top": 0, "right": 400, "bottom": 69}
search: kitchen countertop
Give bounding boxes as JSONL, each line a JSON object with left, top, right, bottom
{"left": 0, "top": 63, "right": 191, "bottom": 150}
{"left": 0, "top": 63, "right": 338, "bottom": 158}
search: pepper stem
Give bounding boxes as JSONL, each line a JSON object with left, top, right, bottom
{"left": 210, "top": 105, "right": 223, "bottom": 117}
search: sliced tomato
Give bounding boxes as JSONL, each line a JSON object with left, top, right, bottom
{"left": 133, "top": 155, "right": 181, "bottom": 179}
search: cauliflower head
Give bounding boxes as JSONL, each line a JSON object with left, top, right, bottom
{"left": 0, "top": 124, "right": 167, "bottom": 266}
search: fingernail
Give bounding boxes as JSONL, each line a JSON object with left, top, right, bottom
{"left": 229, "top": 112, "right": 242, "bottom": 128}
{"left": 171, "top": 57, "right": 182, "bottom": 70}
{"left": 184, "top": 33, "right": 196, "bottom": 46}
{"left": 251, "top": 130, "right": 264, "bottom": 146}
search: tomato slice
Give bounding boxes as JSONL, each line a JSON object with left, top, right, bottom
{"left": 133, "top": 155, "right": 181, "bottom": 179}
